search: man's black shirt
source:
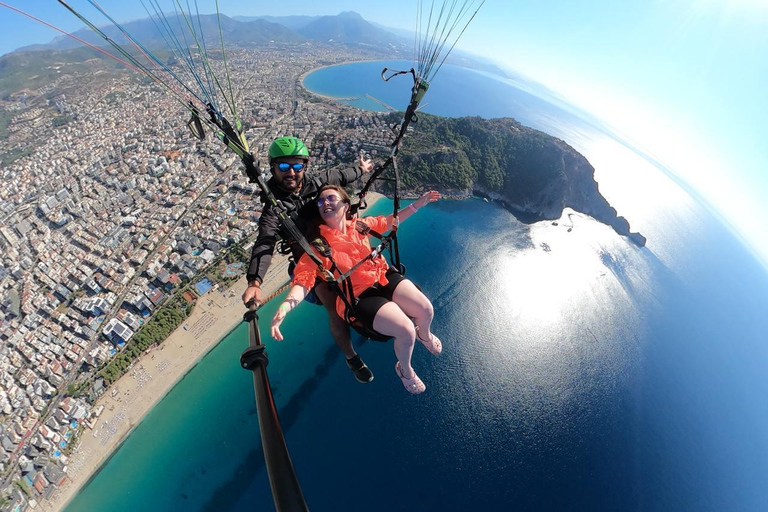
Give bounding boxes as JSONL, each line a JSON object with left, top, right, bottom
{"left": 246, "top": 166, "right": 363, "bottom": 284}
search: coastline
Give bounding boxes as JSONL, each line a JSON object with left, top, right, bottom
{"left": 299, "top": 59, "right": 391, "bottom": 102}
{"left": 41, "top": 191, "right": 386, "bottom": 512}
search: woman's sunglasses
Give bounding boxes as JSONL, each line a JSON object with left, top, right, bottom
{"left": 317, "top": 195, "right": 341, "bottom": 207}
{"left": 276, "top": 162, "right": 306, "bottom": 173}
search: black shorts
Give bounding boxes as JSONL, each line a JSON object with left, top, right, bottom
{"left": 353, "top": 270, "right": 406, "bottom": 330}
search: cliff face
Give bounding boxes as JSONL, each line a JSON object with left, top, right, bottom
{"left": 398, "top": 115, "right": 646, "bottom": 246}
{"left": 497, "top": 134, "right": 646, "bottom": 245}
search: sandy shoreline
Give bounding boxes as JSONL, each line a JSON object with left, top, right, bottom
{"left": 38, "top": 255, "right": 292, "bottom": 512}
{"left": 41, "top": 192, "right": 386, "bottom": 512}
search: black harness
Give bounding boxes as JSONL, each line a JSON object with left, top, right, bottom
{"left": 274, "top": 173, "right": 328, "bottom": 256}
{"left": 310, "top": 221, "right": 397, "bottom": 342}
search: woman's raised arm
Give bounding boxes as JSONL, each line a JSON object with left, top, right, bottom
{"left": 386, "top": 190, "right": 441, "bottom": 229}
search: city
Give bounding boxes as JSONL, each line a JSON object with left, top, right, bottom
{"left": 0, "top": 42, "right": 402, "bottom": 511}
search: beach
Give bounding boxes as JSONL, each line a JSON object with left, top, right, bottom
{"left": 298, "top": 59, "right": 381, "bottom": 102}
{"left": 40, "top": 192, "right": 385, "bottom": 512}
{"left": 36, "top": 254, "right": 290, "bottom": 512}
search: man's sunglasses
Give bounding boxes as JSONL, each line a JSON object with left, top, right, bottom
{"left": 276, "top": 162, "right": 306, "bottom": 173}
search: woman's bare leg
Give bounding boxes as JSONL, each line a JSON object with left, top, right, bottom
{"left": 372, "top": 302, "right": 418, "bottom": 377}
{"left": 390, "top": 279, "right": 435, "bottom": 339}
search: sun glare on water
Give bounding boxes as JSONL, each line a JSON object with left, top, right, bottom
{"left": 467, "top": 212, "right": 650, "bottom": 411}
{"left": 497, "top": 215, "right": 613, "bottom": 328}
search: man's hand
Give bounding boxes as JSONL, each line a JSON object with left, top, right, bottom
{"left": 358, "top": 154, "right": 374, "bottom": 174}
{"left": 242, "top": 282, "right": 262, "bottom": 307}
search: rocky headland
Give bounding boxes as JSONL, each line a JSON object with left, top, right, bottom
{"left": 395, "top": 114, "right": 646, "bottom": 246}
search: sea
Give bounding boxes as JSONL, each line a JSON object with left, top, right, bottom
{"left": 63, "top": 61, "right": 768, "bottom": 511}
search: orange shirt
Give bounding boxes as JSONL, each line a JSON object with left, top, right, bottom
{"left": 292, "top": 216, "right": 390, "bottom": 319}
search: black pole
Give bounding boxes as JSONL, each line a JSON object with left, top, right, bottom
{"left": 240, "top": 306, "right": 309, "bottom": 512}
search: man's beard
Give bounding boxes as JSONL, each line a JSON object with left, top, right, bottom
{"left": 280, "top": 175, "right": 300, "bottom": 192}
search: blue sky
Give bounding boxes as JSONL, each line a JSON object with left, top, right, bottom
{"left": 1, "top": 0, "right": 767, "bottom": 266}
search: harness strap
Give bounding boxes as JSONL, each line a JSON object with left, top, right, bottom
{"left": 354, "top": 68, "right": 427, "bottom": 212}
{"left": 309, "top": 218, "right": 399, "bottom": 326}
{"left": 199, "top": 102, "right": 328, "bottom": 272}
{"left": 207, "top": 115, "right": 328, "bottom": 272}
{"left": 354, "top": 220, "right": 384, "bottom": 240}
{"left": 349, "top": 67, "right": 427, "bottom": 273}
{"left": 186, "top": 103, "right": 205, "bottom": 140}
{"left": 310, "top": 237, "right": 358, "bottom": 321}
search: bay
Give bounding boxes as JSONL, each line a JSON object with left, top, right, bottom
{"left": 64, "top": 62, "right": 768, "bottom": 512}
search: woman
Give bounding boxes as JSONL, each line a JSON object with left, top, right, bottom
{"left": 271, "top": 185, "right": 442, "bottom": 394}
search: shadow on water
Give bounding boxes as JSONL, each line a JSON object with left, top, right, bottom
{"left": 594, "top": 227, "right": 678, "bottom": 309}
{"left": 599, "top": 250, "right": 632, "bottom": 289}
{"left": 198, "top": 341, "right": 343, "bottom": 511}
{"left": 632, "top": 247, "right": 681, "bottom": 305}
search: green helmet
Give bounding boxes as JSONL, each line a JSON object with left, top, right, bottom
{"left": 268, "top": 136, "right": 309, "bottom": 162}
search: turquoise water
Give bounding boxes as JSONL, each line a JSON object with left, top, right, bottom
{"left": 64, "top": 63, "right": 768, "bottom": 511}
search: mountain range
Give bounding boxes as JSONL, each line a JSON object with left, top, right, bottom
{"left": 8, "top": 11, "right": 510, "bottom": 79}
{"left": 15, "top": 11, "right": 407, "bottom": 53}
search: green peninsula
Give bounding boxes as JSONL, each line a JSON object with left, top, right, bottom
{"left": 395, "top": 113, "right": 647, "bottom": 246}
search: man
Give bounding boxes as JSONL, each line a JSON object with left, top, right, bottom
{"left": 242, "top": 136, "right": 375, "bottom": 383}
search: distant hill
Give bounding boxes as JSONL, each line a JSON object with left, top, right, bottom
{"left": 302, "top": 11, "right": 406, "bottom": 47}
{"left": 232, "top": 15, "right": 321, "bottom": 31}
{"left": 0, "top": 46, "right": 129, "bottom": 97}
{"left": 234, "top": 13, "right": 411, "bottom": 47}
{"left": 369, "top": 22, "right": 415, "bottom": 41}
{"left": 16, "top": 14, "right": 301, "bottom": 54}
